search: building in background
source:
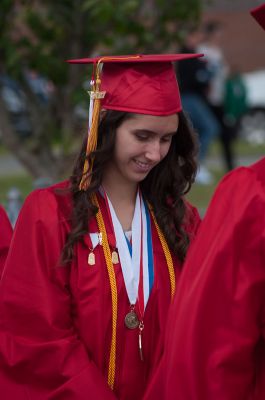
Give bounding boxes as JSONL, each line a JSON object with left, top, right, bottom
{"left": 203, "top": 0, "right": 265, "bottom": 72}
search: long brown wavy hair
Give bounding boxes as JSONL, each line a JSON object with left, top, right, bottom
{"left": 61, "top": 109, "right": 198, "bottom": 264}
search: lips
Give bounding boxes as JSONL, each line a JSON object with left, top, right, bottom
{"left": 133, "top": 159, "right": 154, "bottom": 173}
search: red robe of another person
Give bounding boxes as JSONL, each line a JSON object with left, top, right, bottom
{"left": 0, "top": 181, "right": 200, "bottom": 400}
{"left": 144, "top": 157, "right": 265, "bottom": 400}
{"left": 0, "top": 205, "right": 12, "bottom": 276}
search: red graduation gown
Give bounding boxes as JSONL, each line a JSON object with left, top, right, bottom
{"left": 0, "top": 206, "right": 12, "bottom": 276}
{"left": 145, "top": 157, "right": 265, "bottom": 400}
{"left": 0, "top": 181, "right": 200, "bottom": 400}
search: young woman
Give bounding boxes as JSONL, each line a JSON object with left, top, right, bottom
{"left": 143, "top": 6, "right": 265, "bottom": 400}
{"left": 0, "top": 54, "right": 201, "bottom": 400}
{"left": 0, "top": 205, "right": 12, "bottom": 276}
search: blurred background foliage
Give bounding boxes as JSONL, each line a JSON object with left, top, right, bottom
{"left": 0, "top": 0, "right": 202, "bottom": 181}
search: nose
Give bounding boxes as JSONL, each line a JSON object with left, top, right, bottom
{"left": 145, "top": 140, "right": 162, "bottom": 163}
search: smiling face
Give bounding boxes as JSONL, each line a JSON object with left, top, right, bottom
{"left": 103, "top": 113, "right": 179, "bottom": 187}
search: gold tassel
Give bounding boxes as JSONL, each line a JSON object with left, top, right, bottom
{"left": 79, "top": 95, "right": 101, "bottom": 191}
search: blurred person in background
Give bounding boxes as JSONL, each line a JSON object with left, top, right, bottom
{"left": 198, "top": 21, "right": 235, "bottom": 171}
{"left": 143, "top": 4, "right": 265, "bottom": 400}
{"left": 5, "top": 187, "right": 23, "bottom": 227}
{"left": 177, "top": 27, "right": 220, "bottom": 184}
{"left": 0, "top": 205, "right": 12, "bottom": 276}
{"left": 223, "top": 64, "right": 248, "bottom": 147}
{"left": 0, "top": 54, "right": 201, "bottom": 399}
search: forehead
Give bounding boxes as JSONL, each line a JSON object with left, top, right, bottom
{"left": 121, "top": 113, "right": 179, "bottom": 133}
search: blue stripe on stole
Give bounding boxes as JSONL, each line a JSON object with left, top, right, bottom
{"left": 123, "top": 201, "right": 154, "bottom": 294}
{"left": 124, "top": 235, "right": 132, "bottom": 257}
{"left": 144, "top": 200, "right": 154, "bottom": 292}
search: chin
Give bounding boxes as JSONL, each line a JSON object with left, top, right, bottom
{"left": 132, "top": 172, "right": 149, "bottom": 183}
{"left": 122, "top": 173, "right": 145, "bottom": 185}
{"left": 121, "top": 166, "right": 150, "bottom": 184}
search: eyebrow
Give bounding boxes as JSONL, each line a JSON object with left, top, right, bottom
{"left": 133, "top": 129, "right": 177, "bottom": 136}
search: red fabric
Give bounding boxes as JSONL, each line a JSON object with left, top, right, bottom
{"left": 0, "top": 206, "right": 12, "bottom": 276}
{"left": 0, "top": 182, "right": 200, "bottom": 399}
{"left": 100, "top": 61, "right": 182, "bottom": 115}
{"left": 67, "top": 54, "right": 203, "bottom": 115}
{"left": 251, "top": 3, "right": 265, "bottom": 30}
{"left": 144, "top": 157, "right": 265, "bottom": 400}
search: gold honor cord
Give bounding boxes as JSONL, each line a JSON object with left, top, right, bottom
{"left": 92, "top": 193, "right": 118, "bottom": 389}
{"left": 149, "top": 208, "right": 176, "bottom": 299}
{"left": 92, "top": 193, "right": 175, "bottom": 389}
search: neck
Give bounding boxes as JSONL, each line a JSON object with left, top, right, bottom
{"left": 102, "top": 167, "right": 138, "bottom": 205}
{"left": 102, "top": 167, "right": 139, "bottom": 231}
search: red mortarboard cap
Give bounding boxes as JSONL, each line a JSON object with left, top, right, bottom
{"left": 250, "top": 3, "right": 265, "bottom": 30}
{"left": 68, "top": 54, "right": 202, "bottom": 115}
{"left": 67, "top": 54, "right": 203, "bottom": 190}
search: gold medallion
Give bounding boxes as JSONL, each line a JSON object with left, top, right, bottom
{"left": 88, "top": 251, "right": 95, "bottom": 266}
{"left": 111, "top": 250, "right": 119, "bottom": 264}
{"left": 124, "top": 311, "right": 140, "bottom": 329}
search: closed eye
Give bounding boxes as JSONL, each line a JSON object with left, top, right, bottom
{"left": 133, "top": 130, "right": 153, "bottom": 141}
{"left": 135, "top": 133, "right": 150, "bottom": 141}
{"left": 133, "top": 129, "right": 176, "bottom": 142}
{"left": 160, "top": 134, "right": 174, "bottom": 143}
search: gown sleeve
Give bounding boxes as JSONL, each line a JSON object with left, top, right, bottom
{"left": 162, "top": 167, "right": 265, "bottom": 399}
{"left": 0, "top": 189, "right": 116, "bottom": 400}
{"left": 0, "top": 206, "right": 13, "bottom": 276}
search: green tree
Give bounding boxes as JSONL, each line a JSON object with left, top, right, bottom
{"left": 0, "top": 0, "right": 202, "bottom": 181}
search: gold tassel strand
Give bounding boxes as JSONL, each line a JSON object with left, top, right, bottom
{"left": 79, "top": 69, "right": 105, "bottom": 191}
{"left": 79, "top": 96, "right": 101, "bottom": 191}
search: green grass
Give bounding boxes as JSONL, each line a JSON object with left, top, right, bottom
{"left": 0, "top": 146, "right": 8, "bottom": 156}
{"left": 187, "top": 168, "right": 225, "bottom": 212}
{"left": 211, "top": 139, "right": 265, "bottom": 157}
{"left": 187, "top": 139, "right": 265, "bottom": 213}
{"left": 0, "top": 174, "right": 33, "bottom": 205}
